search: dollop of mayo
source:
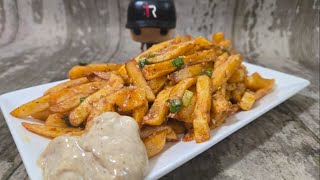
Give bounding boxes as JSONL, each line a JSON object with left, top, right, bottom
{"left": 39, "top": 112, "right": 148, "bottom": 180}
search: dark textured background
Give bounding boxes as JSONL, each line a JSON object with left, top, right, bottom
{"left": 0, "top": 0, "right": 319, "bottom": 179}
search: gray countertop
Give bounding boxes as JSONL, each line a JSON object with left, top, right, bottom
{"left": 0, "top": 0, "right": 319, "bottom": 179}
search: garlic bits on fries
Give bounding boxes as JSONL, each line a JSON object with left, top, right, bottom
{"left": 11, "top": 32, "right": 275, "bottom": 158}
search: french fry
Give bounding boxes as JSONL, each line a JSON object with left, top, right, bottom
{"left": 239, "top": 91, "right": 256, "bottom": 110}
{"left": 134, "top": 35, "right": 192, "bottom": 61}
{"left": 182, "top": 129, "right": 194, "bottom": 142}
{"left": 211, "top": 54, "right": 242, "bottom": 92}
{"left": 11, "top": 81, "right": 106, "bottom": 118}
{"left": 31, "top": 109, "right": 52, "bottom": 121}
{"left": 212, "top": 32, "right": 225, "bottom": 44}
{"left": 231, "top": 83, "right": 246, "bottom": 103}
{"left": 117, "top": 65, "right": 131, "bottom": 84}
{"left": 255, "top": 83, "right": 275, "bottom": 99}
{"left": 228, "top": 65, "right": 247, "bottom": 83}
{"left": 143, "top": 129, "right": 168, "bottom": 158}
{"left": 126, "top": 60, "right": 155, "bottom": 101}
{"left": 142, "top": 60, "right": 176, "bottom": 80}
{"left": 86, "top": 98, "right": 115, "bottom": 128}
{"left": 68, "top": 64, "right": 122, "bottom": 79}
{"left": 147, "top": 41, "right": 195, "bottom": 63}
{"left": 49, "top": 93, "right": 88, "bottom": 113}
{"left": 167, "top": 119, "right": 186, "bottom": 134}
{"left": 45, "top": 113, "right": 68, "bottom": 128}
{"left": 69, "top": 74, "right": 124, "bottom": 126}
{"left": 176, "top": 92, "right": 197, "bottom": 123}
{"left": 212, "top": 85, "right": 232, "bottom": 114}
{"left": 133, "top": 100, "right": 148, "bottom": 126}
{"left": 44, "top": 77, "right": 89, "bottom": 95}
{"left": 143, "top": 87, "right": 172, "bottom": 125}
{"left": 11, "top": 95, "right": 50, "bottom": 118}
{"left": 192, "top": 75, "right": 212, "bottom": 143}
{"left": 245, "top": 72, "right": 275, "bottom": 91}
{"left": 169, "top": 78, "right": 197, "bottom": 100}
{"left": 169, "top": 63, "right": 213, "bottom": 83}
{"left": 142, "top": 49, "right": 217, "bottom": 80}
{"left": 140, "top": 125, "right": 177, "bottom": 141}
{"left": 113, "top": 87, "right": 146, "bottom": 112}
{"left": 211, "top": 105, "right": 239, "bottom": 129}
{"left": 49, "top": 81, "right": 108, "bottom": 105}
{"left": 147, "top": 76, "right": 168, "bottom": 95}
{"left": 214, "top": 52, "right": 229, "bottom": 69}
{"left": 22, "top": 122, "right": 83, "bottom": 139}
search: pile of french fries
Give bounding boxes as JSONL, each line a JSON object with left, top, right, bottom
{"left": 11, "top": 32, "right": 275, "bottom": 158}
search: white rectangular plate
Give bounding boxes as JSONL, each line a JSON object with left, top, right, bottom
{"left": 0, "top": 62, "right": 309, "bottom": 180}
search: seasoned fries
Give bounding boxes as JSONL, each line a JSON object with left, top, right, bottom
{"left": 11, "top": 32, "right": 275, "bottom": 158}
{"left": 192, "top": 75, "right": 212, "bottom": 143}
{"left": 68, "top": 64, "right": 122, "bottom": 79}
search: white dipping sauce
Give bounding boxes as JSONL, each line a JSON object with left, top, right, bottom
{"left": 39, "top": 112, "right": 148, "bottom": 180}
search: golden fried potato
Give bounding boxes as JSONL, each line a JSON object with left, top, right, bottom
{"left": 45, "top": 113, "right": 68, "bottom": 128}
{"left": 49, "top": 81, "right": 108, "bottom": 105}
{"left": 147, "top": 76, "right": 168, "bottom": 95}
{"left": 169, "top": 63, "right": 213, "bottom": 83}
{"left": 212, "top": 32, "right": 225, "bottom": 44}
{"left": 117, "top": 65, "right": 131, "bottom": 84}
{"left": 211, "top": 105, "right": 239, "bottom": 129}
{"left": 143, "top": 87, "right": 172, "bottom": 125}
{"left": 44, "top": 77, "right": 89, "bottom": 95}
{"left": 135, "top": 35, "right": 192, "bottom": 61}
{"left": 228, "top": 65, "right": 247, "bottom": 83}
{"left": 183, "top": 49, "right": 217, "bottom": 66}
{"left": 113, "top": 87, "right": 146, "bottom": 112}
{"left": 69, "top": 74, "right": 124, "bottom": 126}
{"left": 169, "top": 78, "right": 197, "bottom": 100}
{"left": 192, "top": 75, "right": 212, "bottom": 143}
{"left": 142, "top": 49, "right": 217, "bottom": 80}
{"left": 255, "top": 83, "right": 275, "bottom": 99}
{"left": 126, "top": 60, "right": 155, "bottom": 101}
{"left": 245, "top": 72, "right": 275, "bottom": 91}
{"left": 239, "top": 91, "right": 256, "bottom": 110}
{"left": 86, "top": 98, "right": 115, "bottom": 129}
{"left": 142, "top": 60, "right": 176, "bottom": 80}
{"left": 11, "top": 81, "right": 106, "bottom": 118}
{"left": 211, "top": 54, "right": 242, "bottom": 92}
{"left": 68, "top": 64, "right": 122, "bottom": 79}
{"left": 231, "top": 83, "right": 246, "bottom": 103}
{"left": 140, "top": 125, "right": 177, "bottom": 141}
{"left": 133, "top": 100, "right": 148, "bottom": 127}
{"left": 22, "top": 122, "right": 83, "bottom": 139}
{"left": 176, "top": 92, "right": 197, "bottom": 123}
{"left": 147, "top": 41, "right": 195, "bottom": 64}
{"left": 11, "top": 95, "right": 50, "bottom": 118}
{"left": 143, "top": 129, "right": 167, "bottom": 158}
{"left": 31, "top": 109, "right": 52, "bottom": 121}
{"left": 182, "top": 129, "right": 194, "bottom": 142}
{"left": 167, "top": 119, "right": 186, "bottom": 134}
{"left": 49, "top": 93, "right": 88, "bottom": 113}
{"left": 212, "top": 85, "right": 232, "bottom": 114}
{"left": 214, "top": 52, "right": 229, "bottom": 68}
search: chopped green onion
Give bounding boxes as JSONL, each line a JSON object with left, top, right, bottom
{"left": 204, "top": 68, "right": 213, "bottom": 77}
{"left": 172, "top": 57, "right": 184, "bottom": 69}
{"left": 138, "top": 58, "right": 149, "bottom": 69}
{"left": 62, "top": 114, "right": 72, "bottom": 127}
{"left": 182, "top": 90, "right": 194, "bottom": 106}
{"left": 146, "top": 54, "right": 155, "bottom": 59}
{"left": 168, "top": 99, "right": 183, "bottom": 113}
{"left": 80, "top": 97, "right": 86, "bottom": 102}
